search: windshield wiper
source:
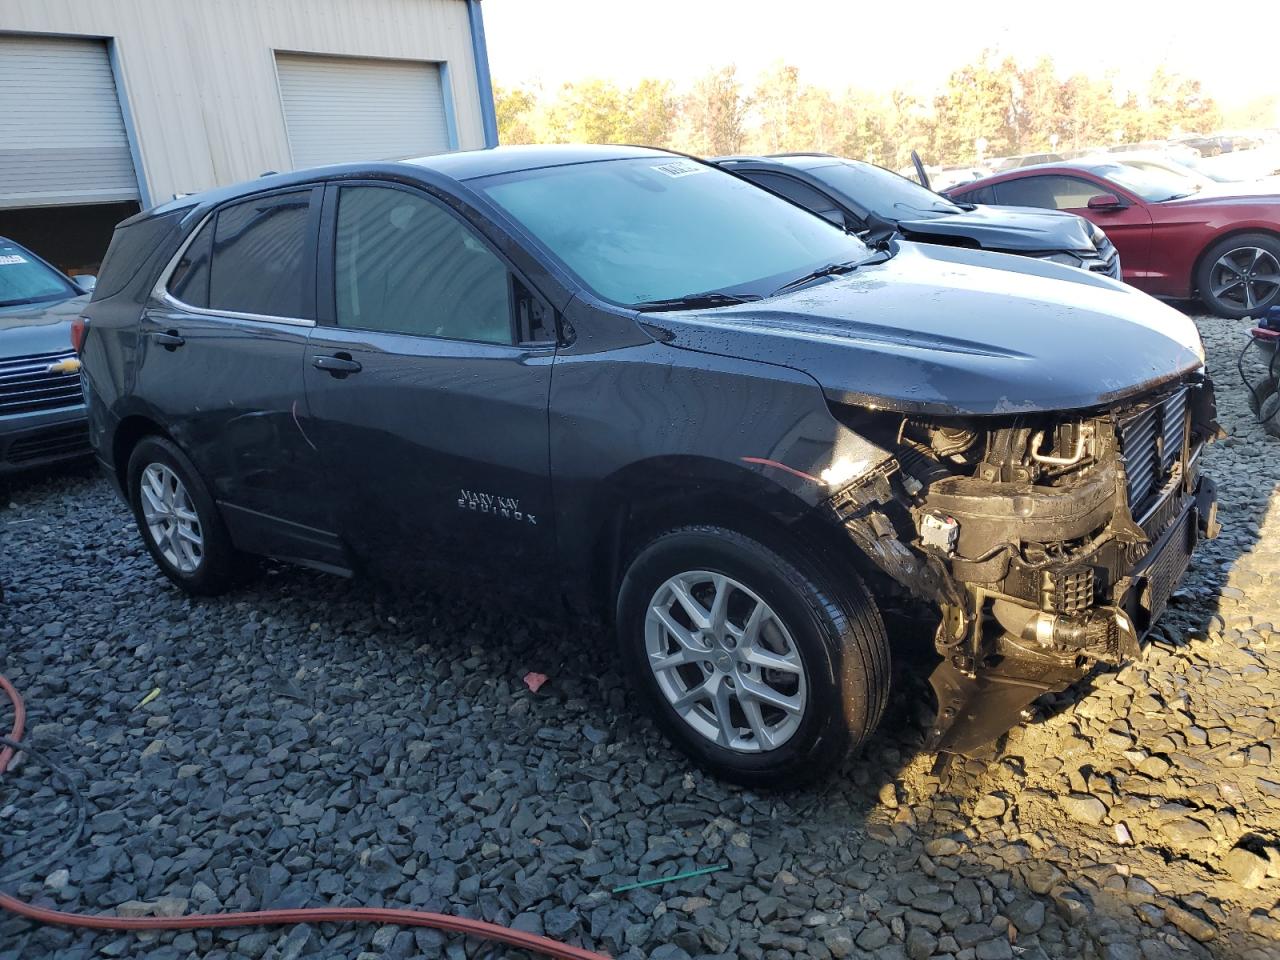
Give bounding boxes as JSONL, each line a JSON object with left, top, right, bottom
{"left": 773, "top": 259, "right": 863, "bottom": 295}
{"left": 632, "top": 291, "right": 761, "bottom": 312}
{"left": 1157, "top": 192, "right": 1196, "bottom": 202}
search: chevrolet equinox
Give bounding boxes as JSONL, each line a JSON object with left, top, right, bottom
{"left": 77, "top": 146, "right": 1220, "bottom": 785}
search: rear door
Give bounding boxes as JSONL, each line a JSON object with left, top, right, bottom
{"left": 137, "top": 187, "right": 340, "bottom": 564}
{"left": 302, "top": 180, "right": 557, "bottom": 590}
{"left": 994, "top": 174, "right": 1153, "bottom": 286}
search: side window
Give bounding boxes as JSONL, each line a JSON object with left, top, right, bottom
{"left": 995, "top": 176, "right": 1104, "bottom": 211}
{"left": 958, "top": 185, "right": 995, "bottom": 205}
{"left": 334, "top": 185, "right": 513, "bottom": 344}
{"left": 167, "top": 220, "right": 212, "bottom": 307}
{"left": 208, "top": 191, "right": 312, "bottom": 318}
{"left": 741, "top": 172, "right": 847, "bottom": 227}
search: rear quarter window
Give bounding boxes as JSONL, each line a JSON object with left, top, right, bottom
{"left": 92, "top": 208, "right": 191, "bottom": 302}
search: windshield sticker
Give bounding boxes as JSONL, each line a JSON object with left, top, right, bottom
{"left": 652, "top": 159, "right": 707, "bottom": 179}
{"left": 0, "top": 254, "right": 30, "bottom": 266}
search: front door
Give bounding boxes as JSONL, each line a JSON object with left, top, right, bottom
{"left": 302, "top": 181, "right": 556, "bottom": 592}
{"left": 135, "top": 187, "right": 338, "bottom": 563}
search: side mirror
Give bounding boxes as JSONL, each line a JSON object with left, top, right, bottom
{"left": 71, "top": 274, "right": 97, "bottom": 293}
{"left": 1087, "top": 193, "right": 1125, "bottom": 211}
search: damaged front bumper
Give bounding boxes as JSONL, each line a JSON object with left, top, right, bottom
{"left": 926, "top": 473, "right": 1217, "bottom": 755}
{"left": 828, "top": 376, "right": 1220, "bottom": 756}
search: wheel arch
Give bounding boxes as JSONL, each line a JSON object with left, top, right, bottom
{"left": 1191, "top": 225, "right": 1280, "bottom": 298}
{"left": 110, "top": 413, "right": 172, "bottom": 492}
{"left": 584, "top": 456, "right": 874, "bottom": 624}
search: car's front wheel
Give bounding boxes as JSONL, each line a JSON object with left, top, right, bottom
{"left": 127, "top": 435, "right": 239, "bottom": 595}
{"left": 617, "top": 526, "right": 889, "bottom": 786}
{"left": 1197, "top": 232, "right": 1280, "bottom": 319}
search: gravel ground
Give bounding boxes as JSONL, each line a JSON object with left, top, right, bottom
{"left": 2, "top": 311, "right": 1280, "bottom": 960}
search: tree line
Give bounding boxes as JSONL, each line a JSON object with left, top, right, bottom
{"left": 495, "top": 52, "right": 1229, "bottom": 169}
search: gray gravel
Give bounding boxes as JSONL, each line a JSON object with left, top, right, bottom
{"left": 2, "top": 310, "right": 1280, "bottom": 960}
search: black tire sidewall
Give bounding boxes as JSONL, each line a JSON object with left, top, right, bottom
{"left": 1198, "top": 232, "right": 1280, "bottom": 319}
{"left": 617, "top": 527, "right": 873, "bottom": 786}
{"left": 127, "top": 436, "right": 236, "bottom": 595}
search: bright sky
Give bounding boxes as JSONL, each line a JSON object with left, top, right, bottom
{"left": 483, "top": 0, "right": 1276, "bottom": 109}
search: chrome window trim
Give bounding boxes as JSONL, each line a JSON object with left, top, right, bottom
{"left": 150, "top": 208, "right": 317, "bottom": 329}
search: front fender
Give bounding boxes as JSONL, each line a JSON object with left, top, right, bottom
{"left": 548, "top": 335, "right": 893, "bottom": 613}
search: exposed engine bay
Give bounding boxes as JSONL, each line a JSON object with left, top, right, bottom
{"left": 829, "top": 375, "right": 1221, "bottom": 755}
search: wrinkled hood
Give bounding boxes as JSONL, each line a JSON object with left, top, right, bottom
{"left": 645, "top": 242, "right": 1204, "bottom": 416}
{"left": 896, "top": 204, "right": 1097, "bottom": 253}
{"left": 0, "top": 294, "right": 86, "bottom": 358}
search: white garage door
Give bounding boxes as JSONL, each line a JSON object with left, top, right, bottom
{"left": 0, "top": 34, "right": 140, "bottom": 209}
{"left": 275, "top": 53, "right": 452, "bottom": 170}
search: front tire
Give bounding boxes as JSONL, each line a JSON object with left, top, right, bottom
{"left": 1196, "top": 232, "right": 1280, "bottom": 319}
{"left": 127, "top": 436, "right": 239, "bottom": 596}
{"left": 617, "top": 525, "right": 890, "bottom": 787}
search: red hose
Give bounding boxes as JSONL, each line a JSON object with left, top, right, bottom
{"left": 0, "top": 672, "right": 609, "bottom": 960}
{"left": 0, "top": 893, "right": 608, "bottom": 960}
{"left": 0, "top": 672, "right": 25, "bottom": 775}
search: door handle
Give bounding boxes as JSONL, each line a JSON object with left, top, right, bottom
{"left": 152, "top": 330, "right": 185, "bottom": 350}
{"left": 312, "top": 353, "right": 362, "bottom": 377}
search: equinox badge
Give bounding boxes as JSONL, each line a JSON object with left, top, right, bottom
{"left": 457, "top": 488, "right": 537, "bottom": 524}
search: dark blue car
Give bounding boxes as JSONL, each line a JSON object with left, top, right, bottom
{"left": 713, "top": 153, "right": 1122, "bottom": 278}
{"left": 0, "top": 237, "right": 92, "bottom": 475}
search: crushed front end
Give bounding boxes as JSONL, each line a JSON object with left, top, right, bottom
{"left": 829, "top": 375, "right": 1221, "bottom": 755}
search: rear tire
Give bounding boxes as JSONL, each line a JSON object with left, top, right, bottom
{"left": 127, "top": 436, "right": 239, "bottom": 596}
{"left": 617, "top": 525, "right": 890, "bottom": 787}
{"left": 1196, "top": 232, "right": 1280, "bottom": 319}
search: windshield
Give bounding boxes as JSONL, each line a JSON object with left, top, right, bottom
{"left": 809, "top": 160, "right": 964, "bottom": 219}
{"left": 0, "top": 241, "right": 77, "bottom": 307}
{"left": 1116, "top": 157, "right": 1216, "bottom": 189}
{"left": 1179, "top": 154, "right": 1233, "bottom": 183}
{"left": 474, "top": 157, "right": 869, "bottom": 306}
{"left": 1079, "top": 162, "right": 1202, "bottom": 202}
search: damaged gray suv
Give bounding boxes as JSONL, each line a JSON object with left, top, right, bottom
{"left": 78, "top": 146, "right": 1219, "bottom": 785}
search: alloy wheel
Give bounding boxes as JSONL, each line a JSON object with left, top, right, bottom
{"left": 1210, "top": 246, "right": 1280, "bottom": 312}
{"left": 644, "top": 570, "right": 807, "bottom": 752}
{"left": 140, "top": 463, "right": 204, "bottom": 574}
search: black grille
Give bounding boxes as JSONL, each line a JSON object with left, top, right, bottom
{"left": 4, "top": 422, "right": 89, "bottom": 465}
{"left": 0, "top": 350, "right": 83, "bottom": 416}
{"left": 1117, "top": 387, "right": 1187, "bottom": 517}
{"left": 1138, "top": 508, "right": 1195, "bottom": 627}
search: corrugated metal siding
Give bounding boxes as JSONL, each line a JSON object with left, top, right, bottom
{"left": 0, "top": 0, "right": 483, "bottom": 203}
{"left": 276, "top": 54, "right": 450, "bottom": 169}
{"left": 0, "top": 34, "right": 139, "bottom": 208}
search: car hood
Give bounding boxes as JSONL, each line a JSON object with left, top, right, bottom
{"left": 645, "top": 242, "right": 1204, "bottom": 416}
{"left": 895, "top": 204, "right": 1097, "bottom": 253}
{"left": 0, "top": 294, "right": 86, "bottom": 357}
{"left": 1161, "top": 190, "right": 1280, "bottom": 208}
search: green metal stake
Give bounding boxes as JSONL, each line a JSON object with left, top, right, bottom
{"left": 612, "top": 864, "right": 728, "bottom": 894}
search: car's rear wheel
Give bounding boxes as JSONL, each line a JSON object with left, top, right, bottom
{"left": 617, "top": 525, "right": 889, "bottom": 786}
{"left": 127, "top": 436, "right": 239, "bottom": 595}
{"left": 1197, "top": 232, "right": 1280, "bottom": 319}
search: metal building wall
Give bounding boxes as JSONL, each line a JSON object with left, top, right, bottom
{"left": 0, "top": 0, "right": 485, "bottom": 205}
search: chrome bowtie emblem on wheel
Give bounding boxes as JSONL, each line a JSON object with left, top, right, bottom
{"left": 456, "top": 488, "right": 537, "bottom": 524}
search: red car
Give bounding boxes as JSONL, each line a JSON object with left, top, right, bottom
{"left": 946, "top": 160, "right": 1280, "bottom": 318}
